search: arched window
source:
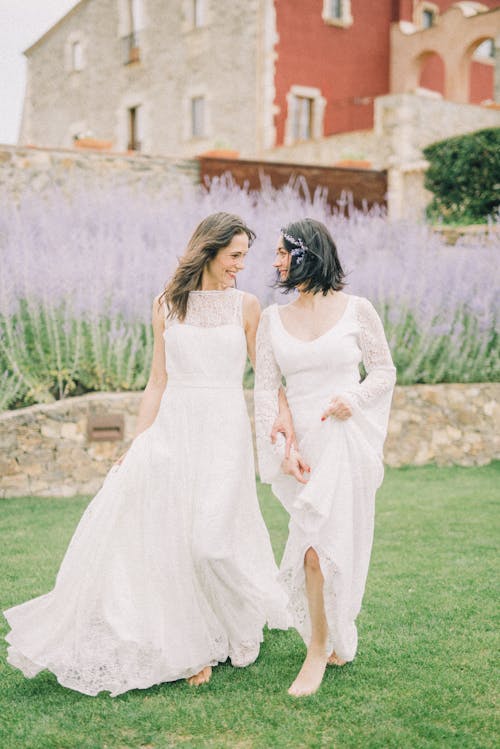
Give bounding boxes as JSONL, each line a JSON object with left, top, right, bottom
{"left": 473, "top": 38, "right": 495, "bottom": 60}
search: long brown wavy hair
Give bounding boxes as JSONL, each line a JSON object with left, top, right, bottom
{"left": 159, "top": 212, "right": 256, "bottom": 321}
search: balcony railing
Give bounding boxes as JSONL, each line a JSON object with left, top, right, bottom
{"left": 122, "top": 32, "right": 140, "bottom": 64}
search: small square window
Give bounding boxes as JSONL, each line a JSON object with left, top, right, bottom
{"left": 191, "top": 97, "right": 205, "bottom": 138}
{"left": 322, "top": 0, "right": 352, "bottom": 28}
{"left": 422, "top": 9, "right": 435, "bottom": 28}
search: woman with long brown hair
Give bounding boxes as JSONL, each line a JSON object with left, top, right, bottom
{"left": 5, "top": 212, "right": 290, "bottom": 696}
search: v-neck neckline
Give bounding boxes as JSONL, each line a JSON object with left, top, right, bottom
{"left": 274, "top": 295, "right": 353, "bottom": 344}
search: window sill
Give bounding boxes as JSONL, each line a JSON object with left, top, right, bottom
{"left": 288, "top": 137, "right": 316, "bottom": 145}
{"left": 322, "top": 15, "right": 353, "bottom": 28}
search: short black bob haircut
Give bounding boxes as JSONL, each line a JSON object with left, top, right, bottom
{"left": 276, "top": 218, "right": 345, "bottom": 295}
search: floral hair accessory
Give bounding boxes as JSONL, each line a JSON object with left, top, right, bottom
{"left": 281, "top": 229, "right": 308, "bottom": 265}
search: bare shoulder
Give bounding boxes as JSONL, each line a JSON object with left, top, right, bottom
{"left": 242, "top": 291, "right": 261, "bottom": 321}
{"left": 241, "top": 290, "right": 260, "bottom": 310}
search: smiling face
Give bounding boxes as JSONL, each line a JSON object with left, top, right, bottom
{"left": 204, "top": 232, "right": 249, "bottom": 289}
{"left": 273, "top": 234, "right": 291, "bottom": 281}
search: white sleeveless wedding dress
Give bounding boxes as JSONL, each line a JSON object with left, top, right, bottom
{"left": 5, "top": 288, "right": 288, "bottom": 696}
{"left": 254, "top": 295, "right": 396, "bottom": 663}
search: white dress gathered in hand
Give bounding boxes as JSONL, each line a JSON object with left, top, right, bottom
{"left": 254, "top": 295, "right": 396, "bottom": 662}
{"left": 5, "top": 288, "right": 288, "bottom": 696}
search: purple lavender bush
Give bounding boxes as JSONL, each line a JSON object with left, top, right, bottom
{"left": 0, "top": 177, "right": 498, "bottom": 410}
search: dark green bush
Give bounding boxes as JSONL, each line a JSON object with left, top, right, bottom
{"left": 423, "top": 128, "right": 500, "bottom": 224}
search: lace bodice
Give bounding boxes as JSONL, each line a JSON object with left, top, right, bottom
{"left": 254, "top": 295, "right": 396, "bottom": 482}
{"left": 163, "top": 288, "right": 247, "bottom": 390}
{"left": 165, "top": 288, "right": 243, "bottom": 329}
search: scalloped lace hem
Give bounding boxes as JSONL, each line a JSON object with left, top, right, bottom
{"left": 278, "top": 543, "right": 358, "bottom": 663}
{"left": 7, "top": 634, "right": 264, "bottom": 696}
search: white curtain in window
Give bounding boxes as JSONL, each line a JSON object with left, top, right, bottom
{"left": 193, "top": 0, "right": 205, "bottom": 27}
{"left": 293, "top": 97, "right": 312, "bottom": 141}
{"left": 131, "top": 0, "right": 144, "bottom": 30}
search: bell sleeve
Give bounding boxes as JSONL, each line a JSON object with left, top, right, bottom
{"left": 341, "top": 297, "right": 396, "bottom": 435}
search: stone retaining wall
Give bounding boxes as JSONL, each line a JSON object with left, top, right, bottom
{"left": 0, "top": 144, "right": 199, "bottom": 201}
{"left": 1, "top": 384, "right": 498, "bottom": 498}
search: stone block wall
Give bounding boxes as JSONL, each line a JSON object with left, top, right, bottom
{"left": 0, "top": 145, "right": 199, "bottom": 201}
{"left": 1, "top": 384, "right": 498, "bottom": 498}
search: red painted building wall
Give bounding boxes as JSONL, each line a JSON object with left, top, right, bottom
{"left": 273, "top": 0, "right": 498, "bottom": 146}
{"left": 273, "top": 0, "right": 394, "bottom": 144}
{"left": 470, "top": 60, "right": 495, "bottom": 104}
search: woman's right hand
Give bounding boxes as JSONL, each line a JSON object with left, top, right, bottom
{"left": 281, "top": 448, "right": 310, "bottom": 484}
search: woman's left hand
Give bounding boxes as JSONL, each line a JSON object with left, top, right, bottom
{"left": 321, "top": 396, "right": 352, "bottom": 421}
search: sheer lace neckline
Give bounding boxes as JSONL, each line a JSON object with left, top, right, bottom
{"left": 274, "top": 295, "right": 353, "bottom": 344}
{"left": 190, "top": 288, "right": 236, "bottom": 294}
{"left": 165, "top": 287, "right": 243, "bottom": 329}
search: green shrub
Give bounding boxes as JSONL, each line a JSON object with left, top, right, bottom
{"left": 423, "top": 128, "right": 500, "bottom": 224}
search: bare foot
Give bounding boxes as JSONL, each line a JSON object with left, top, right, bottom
{"left": 187, "top": 666, "right": 212, "bottom": 686}
{"left": 327, "top": 651, "right": 347, "bottom": 667}
{"left": 288, "top": 650, "right": 327, "bottom": 697}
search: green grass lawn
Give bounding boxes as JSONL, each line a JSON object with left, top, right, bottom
{"left": 1, "top": 464, "right": 498, "bottom": 749}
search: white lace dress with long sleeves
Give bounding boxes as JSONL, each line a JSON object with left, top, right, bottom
{"left": 4, "top": 288, "right": 288, "bottom": 696}
{"left": 254, "top": 295, "right": 396, "bottom": 662}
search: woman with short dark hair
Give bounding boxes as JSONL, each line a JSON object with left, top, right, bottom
{"left": 255, "top": 218, "right": 396, "bottom": 696}
{"left": 5, "top": 212, "right": 290, "bottom": 696}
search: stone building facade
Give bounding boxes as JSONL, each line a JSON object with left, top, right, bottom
{"left": 21, "top": 0, "right": 276, "bottom": 157}
{"left": 20, "top": 1, "right": 500, "bottom": 159}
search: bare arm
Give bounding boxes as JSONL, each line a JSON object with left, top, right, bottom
{"left": 133, "top": 295, "right": 168, "bottom": 438}
{"left": 243, "top": 292, "right": 261, "bottom": 369}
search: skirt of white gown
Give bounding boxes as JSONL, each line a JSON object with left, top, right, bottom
{"left": 4, "top": 385, "right": 288, "bottom": 696}
{"left": 271, "top": 403, "right": 385, "bottom": 663}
